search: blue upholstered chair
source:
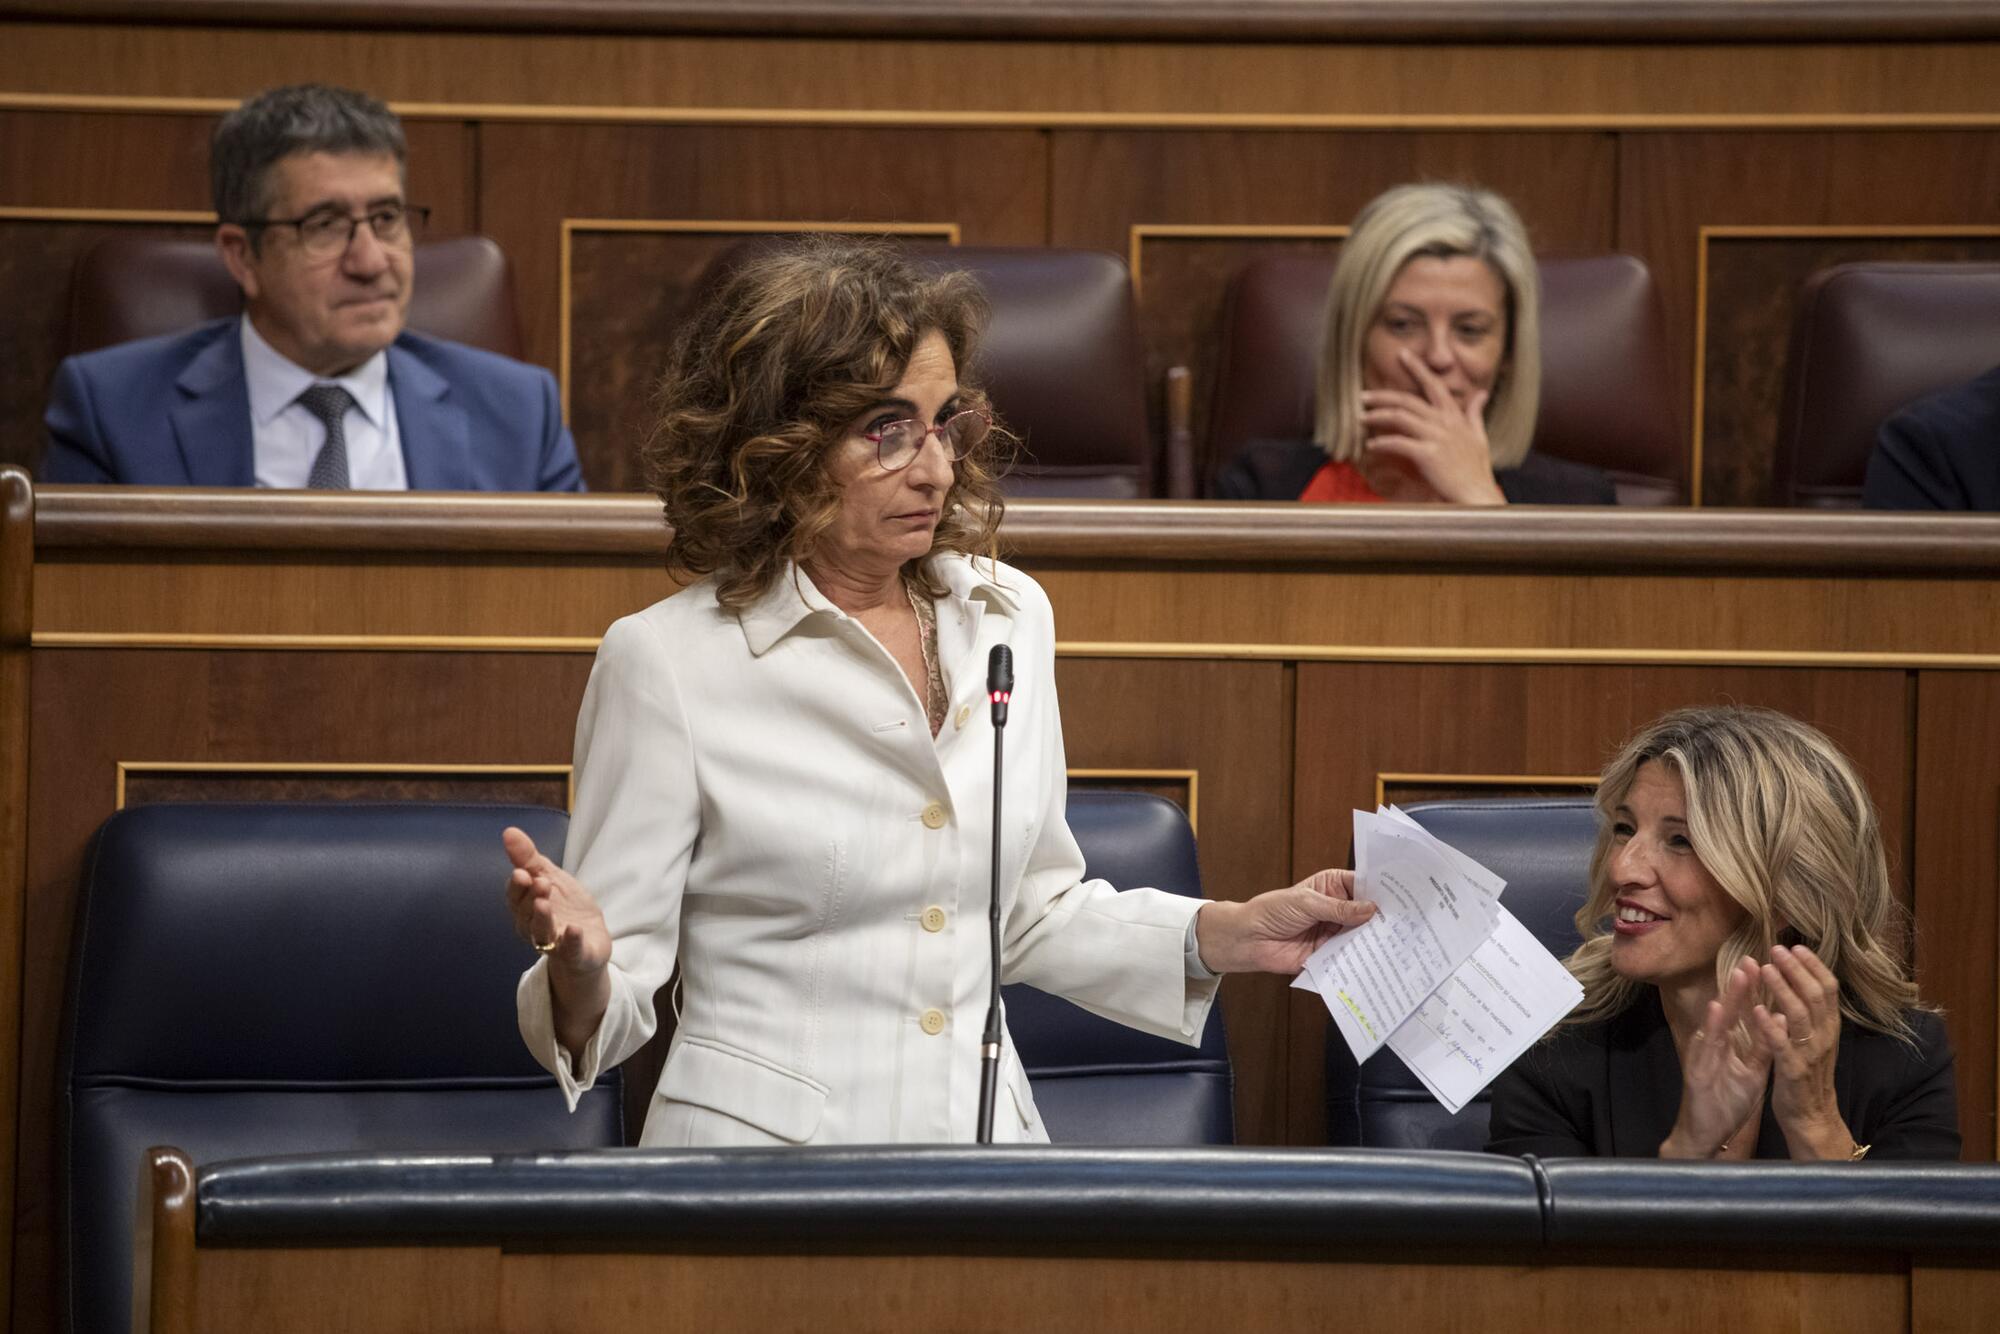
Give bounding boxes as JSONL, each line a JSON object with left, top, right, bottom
{"left": 1324, "top": 798, "right": 1597, "bottom": 1150}
{"left": 1009, "top": 789, "right": 1234, "bottom": 1144}
{"left": 59, "top": 803, "right": 623, "bottom": 1334}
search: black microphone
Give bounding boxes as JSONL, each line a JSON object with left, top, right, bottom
{"left": 987, "top": 644, "right": 1012, "bottom": 726}
{"left": 976, "top": 643, "right": 1012, "bottom": 1143}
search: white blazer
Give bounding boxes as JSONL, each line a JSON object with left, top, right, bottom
{"left": 518, "top": 555, "right": 1218, "bottom": 1145}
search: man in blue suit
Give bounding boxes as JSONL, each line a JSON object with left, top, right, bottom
{"left": 41, "top": 84, "right": 584, "bottom": 491}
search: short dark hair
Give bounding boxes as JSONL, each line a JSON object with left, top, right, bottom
{"left": 644, "top": 235, "right": 1008, "bottom": 610}
{"left": 211, "top": 84, "right": 406, "bottom": 226}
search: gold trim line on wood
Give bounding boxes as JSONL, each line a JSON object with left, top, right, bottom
{"left": 16, "top": 93, "right": 2000, "bottom": 132}
{"left": 557, "top": 216, "right": 960, "bottom": 420}
{"left": 33, "top": 633, "right": 2000, "bottom": 669}
{"left": 1129, "top": 224, "right": 1349, "bottom": 300}
{"left": 1689, "top": 223, "right": 2000, "bottom": 509}
{"left": 0, "top": 205, "right": 215, "bottom": 224}
{"left": 1068, "top": 767, "right": 1199, "bottom": 834}
{"left": 36, "top": 632, "right": 605, "bottom": 652}
{"left": 1373, "top": 771, "right": 1598, "bottom": 811}
{"left": 1056, "top": 642, "right": 2000, "bottom": 669}
{"left": 115, "top": 761, "right": 575, "bottom": 811}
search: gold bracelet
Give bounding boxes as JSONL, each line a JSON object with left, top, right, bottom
{"left": 1848, "top": 1141, "right": 1872, "bottom": 1161}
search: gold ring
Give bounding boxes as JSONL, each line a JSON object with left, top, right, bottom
{"left": 1791, "top": 1035, "right": 1812, "bottom": 1045}
{"left": 533, "top": 934, "right": 560, "bottom": 955}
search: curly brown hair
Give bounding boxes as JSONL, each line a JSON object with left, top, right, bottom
{"left": 643, "top": 235, "right": 1009, "bottom": 609}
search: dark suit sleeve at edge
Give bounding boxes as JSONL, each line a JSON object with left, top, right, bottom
{"left": 39, "top": 356, "right": 119, "bottom": 483}
{"left": 1863, "top": 412, "right": 1965, "bottom": 510}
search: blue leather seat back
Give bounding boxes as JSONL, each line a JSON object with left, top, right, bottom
{"left": 1006, "top": 791, "right": 1233, "bottom": 1144}
{"left": 1325, "top": 798, "right": 1597, "bottom": 1150}
{"left": 59, "top": 802, "right": 622, "bottom": 1334}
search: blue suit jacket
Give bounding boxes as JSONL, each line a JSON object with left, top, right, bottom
{"left": 40, "top": 317, "right": 585, "bottom": 491}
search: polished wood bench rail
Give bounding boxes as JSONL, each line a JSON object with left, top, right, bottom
{"left": 139, "top": 1145, "right": 2000, "bottom": 1334}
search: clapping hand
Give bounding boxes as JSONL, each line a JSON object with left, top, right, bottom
{"left": 1662, "top": 957, "right": 1772, "bottom": 1158}
{"left": 1755, "top": 944, "right": 1855, "bottom": 1158}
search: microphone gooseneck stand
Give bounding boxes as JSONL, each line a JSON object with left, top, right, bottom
{"left": 975, "top": 644, "right": 1013, "bottom": 1145}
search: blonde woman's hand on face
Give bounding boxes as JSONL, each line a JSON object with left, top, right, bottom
{"left": 1194, "top": 869, "right": 1378, "bottom": 975}
{"left": 1755, "top": 944, "right": 1858, "bottom": 1158}
{"left": 1660, "top": 957, "right": 1773, "bottom": 1158}
{"left": 502, "top": 825, "right": 613, "bottom": 977}
{"left": 1358, "top": 349, "right": 1507, "bottom": 504}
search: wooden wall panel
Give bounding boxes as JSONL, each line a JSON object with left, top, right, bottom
{"left": 1912, "top": 671, "right": 2000, "bottom": 1160}
{"left": 1290, "top": 662, "right": 1913, "bottom": 1148}
{"left": 1617, "top": 131, "right": 2000, "bottom": 505}
{"left": 13, "top": 647, "right": 592, "bottom": 1334}
{"left": 10, "top": 22, "right": 2000, "bottom": 119}
{"left": 1700, "top": 231, "right": 2000, "bottom": 507}
{"left": 477, "top": 122, "right": 1047, "bottom": 474}
{"left": 565, "top": 224, "right": 955, "bottom": 491}
{"left": 1049, "top": 130, "right": 1616, "bottom": 482}
{"left": 1053, "top": 657, "right": 1293, "bottom": 1144}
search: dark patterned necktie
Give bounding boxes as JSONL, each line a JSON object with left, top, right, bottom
{"left": 297, "top": 383, "right": 356, "bottom": 489}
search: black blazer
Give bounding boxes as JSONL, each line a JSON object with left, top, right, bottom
{"left": 1485, "top": 989, "right": 1960, "bottom": 1160}
{"left": 1212, "top": 436, "right": 1617, "bottom": 504}
{"left": 1863, "top": 364, "right": 2000, "bottom": 511}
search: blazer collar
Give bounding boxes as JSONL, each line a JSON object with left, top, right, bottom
{"left": 386, "top": 340, "right": 470, "bottom": 490}
{"left": 168, "top": 322, "right": 256, "bottom": 486}
{"left": 735, "top": 553, "right": 1021, "bottom": 658}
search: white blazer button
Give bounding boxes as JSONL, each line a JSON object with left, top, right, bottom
{"left": 921, "top": 906, "right": 947, "bottom": 932}
{"left": 954, "top": 704, "right": 971, "bottom": 730}
{"left": 921, "top": 802, "right": 947, "bottom": 829}
{"left": 920, "top": 1008, "right": 947, "bottom": 1035}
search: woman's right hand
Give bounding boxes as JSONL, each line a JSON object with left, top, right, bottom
{"left": 1660, "top": 957, "right": 1773, "bottom": 1158}
{"left": 503, "top": 826, "right": 613, "bottom": 977}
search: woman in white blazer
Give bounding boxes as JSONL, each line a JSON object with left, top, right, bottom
{"left": 504, "top": 237, "right": 1375, "bottom": 1146}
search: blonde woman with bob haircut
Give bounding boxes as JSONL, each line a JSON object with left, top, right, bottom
{"left": 1215, "top": 183, "right": 1614, "bottom": 504}
{"left": 1487, "top": 706, "right": 1958, "bottom": 1161}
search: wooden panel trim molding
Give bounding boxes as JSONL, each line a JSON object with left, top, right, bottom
{"left": 30, "top": 634, "right": 2000, "bottom": 673}
{"left": 558, "top": 217, "right": 960, "bottom": 418}
{"left": 1128, "top": 224, "right": 1349, "bottom": 300}
{"left": 1068, "top": 768, "right": 1199, "bottom": 832}
{"left": 1689, "top": 223, "right": 2000, "bottom": 506}
{"left": 113, "top": 761, "right": 576, "bottom": 810}
{"left": 1372, "top": 772, "right": 1600, "bottom": 809}
{"left": 10, "top": 0, "right": 2000, "bottom": 43}
{"left": 31, "top": 489, "right": 2000, "bottom": 571}
{"left": 10, "top": 94, "right": 2000, "bottom": 134}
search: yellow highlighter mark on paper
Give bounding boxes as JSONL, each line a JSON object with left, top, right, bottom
{"left": 1336, "top": 989, "right": 1379, "bottom": 1042}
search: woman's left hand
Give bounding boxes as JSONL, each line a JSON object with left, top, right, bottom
{"left": 1195, "top": 869, "right": 1378, "bottom": 975}
{"left": 1755, "top": 944, "right": 1857, "bottom": 1159}
{"left": 1358, "top": 349, "right": 1507, "bottom": 505}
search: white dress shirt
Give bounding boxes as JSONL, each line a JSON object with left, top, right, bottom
{"left": 240, "top": 316, "right": 407, "bottom": 490}
{"left": 517, "top": 554, "right": 1219, "bottom": 1146}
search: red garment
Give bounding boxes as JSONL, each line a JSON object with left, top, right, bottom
{"left": 1297, "top": 460, "right": 1387, "bottom": 503}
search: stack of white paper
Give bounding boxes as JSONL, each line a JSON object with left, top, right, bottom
{"left": 1292, "top": 806, "right": 1585, "bottom": 1114}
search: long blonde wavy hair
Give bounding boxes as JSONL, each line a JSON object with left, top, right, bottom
{"left": 1565, "top": 706, "right": 1925, "bottom": 1039}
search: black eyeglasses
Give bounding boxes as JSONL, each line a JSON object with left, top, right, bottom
{"left": 861, "top": 408, "right": 991, "bottom": 472}
{"left": 240, "top": 203, "right": 430, "bottom": 260}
